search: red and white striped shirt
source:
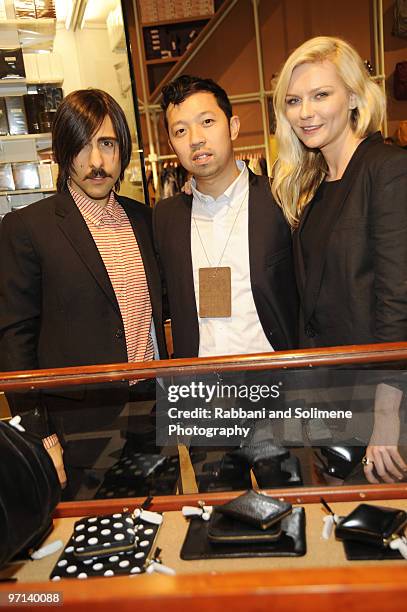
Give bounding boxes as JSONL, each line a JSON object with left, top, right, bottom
{"left": 69, "top": 185, "right": 154, "bottom": 364}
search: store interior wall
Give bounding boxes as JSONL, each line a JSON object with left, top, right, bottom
{"left": 53, "top": 24, "right": 143, "bottom": 201}
{"left": 54, "top": 27, "right": 135, "bottom": 133}
{"left": 383, "top": 0, "right": 407, "bottom": 136}
{"left": 132, "top": 0, "right": 406, "bottom": 156}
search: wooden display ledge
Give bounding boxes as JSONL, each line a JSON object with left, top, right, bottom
{"left": 1, "top": 488, "right": 407, "bottom": 611}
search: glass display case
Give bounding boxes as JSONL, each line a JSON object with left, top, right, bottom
{"left": 1, "top": 342, "right": 407, "bottom": 609}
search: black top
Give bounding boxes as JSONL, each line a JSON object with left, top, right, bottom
{"left": 293, "top": 131, "right": 407, "bottom": 348}
{"left": 300, "top": 179, "right": 342, "bottom": 274}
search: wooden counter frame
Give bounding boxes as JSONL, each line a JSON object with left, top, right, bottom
{"left": 1, "top": 340, "right": 407, "bottom": 390}
{"left": 0, "top": 485, "right": 406, "bottom": 612}
{"left": 2, "top": 343, "right": 407, "bottom": 609}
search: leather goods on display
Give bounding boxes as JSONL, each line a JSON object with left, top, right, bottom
{"left": 50, "top": 512, "right": 161, "bottom": 580}
{"left": 394, "top": 61, "right": 407, "bottom": 100}
{"left": 94, "top": 442, "right": 179, "bottom": 499}
{"left": 397, "top": 119, "right": 407, "bottom": 146}
{"left": 207, "top": 510, "right": 283, "bottom": 544}
{"left": 228, "top": 440, "right": 290, "bottom": 465}
{"left": 216, "top": 490, "right": 292, "bottom": 530}
{"left": 253, "top": 453, "right": 303, "bottom": 488}
{"left": 181, "top": 507, "right": 306, "bottom": 560}
{"left": 342, "top": 538, "right": 407, "bottom": 561}
{"left": 72, "top": 512, "right": 138, "bottom": 559}
{"left": 393, "top": 0, "right": 407, "bottom": 38}
{"left": 335, "top": 503, "right": 407, "bottom": 548}
{"left": 197, "top": 457, "right": 252, "bottom": 493}
{"left": 227, "top": 440, "right": 302, "bottom": 487}
{"left": 0, "top": 421, "right": 61, "bottom": 569}
{"left": 317, "top": 439, "right": 366, "bottom": 480}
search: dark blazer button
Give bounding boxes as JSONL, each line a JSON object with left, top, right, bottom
{"left": 305, "top": 324, "right": 316, "bottom": 338}
{"left": 115, "top": 328, "right": 124, "bottom": 339}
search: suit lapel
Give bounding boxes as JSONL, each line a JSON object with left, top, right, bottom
{"left": 248, "top": 169, "right": 261, "bottom": 291}
{"left": 55, "top": 192, "right": 120, "bottom": 314}
{"left": 179, "top": 194, "right": 195, "bottom": 305}
{"left": 293, "top": 200, "right": 313, "bottom": 304}
{"left": 119, "top": 196, "right": 159, "bottom": 313}
{"left": 300, "top": 132, "right": 382, "bottom": 323}
{"left": 179, "top": 193, "right": 200, "bottom": 355}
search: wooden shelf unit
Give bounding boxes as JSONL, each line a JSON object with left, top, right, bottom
{"left": 141, "top": 14, "right": 216, "bottom": 27}
{"left": 0, "top": 132, "right": 52, "bottom": 141}
{"left": 0, "top": 18, "right": 56, "bottom": 52}
{"left": 0, "top": 187, "right": 55, "bottom": 196}
{"left": 145, "top": 57, "right": 178, "bottom": 65}
{"left": 135, "top": 0, "right": 232, "bottom": 102}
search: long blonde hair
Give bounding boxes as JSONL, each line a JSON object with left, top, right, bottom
{"left": 271, "top": 36, "right": 386, "bottom": 228}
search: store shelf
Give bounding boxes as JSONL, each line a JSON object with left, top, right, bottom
{"left": 0, "top": 78, "right": 25, "bottom": 85}
{"left": 0, "top": 18, "right": 56, "bottom": 52}
{"left": 0, "top": 78, "right": 63, "bottom": 85}
{"left": 145, "top": 0, "right": 238, "bottom": 102}
{"left": 0, "top": 133, "right": 52, "bottom": 141}
{"left": 0, "top": 18, "right": 56, "bottom": 32}
{"left": 145, "top": 57, "right": 178, "bottom": 65}
{"left": 0, "top": 187, "right": 56, "bottom": 196}
{"left": 26, "top": 79, "right": 63, "bottom": 86}
{"left": 141, "top": 15, "right": 212, "bottom": 27}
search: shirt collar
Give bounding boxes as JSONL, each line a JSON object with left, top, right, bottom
{"left": 68, "top": 184, "right": 123, "bottom": 226}
{"left": 191, "top": 160, "right": 248, "bottom": 208}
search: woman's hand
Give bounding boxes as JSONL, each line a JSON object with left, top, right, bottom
{"left": 43, "top": 435, "right": 67, "bottom": 488}
{"left": 364, "top": 383, "right": 407, "bottom": 483}
{"left": 363, "top": 444, "right": 407, "bottom": 483}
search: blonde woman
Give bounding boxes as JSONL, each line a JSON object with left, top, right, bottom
{"left": 272, "top": 36, "right": 407, "bottom": 483}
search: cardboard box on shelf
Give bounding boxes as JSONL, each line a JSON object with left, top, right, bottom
{"left": 12, "top": 161, "right": 40, "bottom": 189}
{"left": 23, "top": 92, "right": 46, "bottom": 133}
{"left": 34, "top": 0, "right": 56, "bottom": 19}
{"left": 38, "top": 162, "right": 53, "bottom": 189}
{"left": 23, "top": 52, "right": 39, "bottom": 81}
{"left": 0, "top": 195, "right": 11, "bottom": 214}
{"left": 0, "top": 98, "right": 9, "bottom": 135}
{"left": 9, "top": 191, "right": 43, "bottom": 209}
{"left": 0, "top": 0, "right": 7, "bottom": 20}
{"left": 50, "top": 161, "right": 58, "bottom": 186}
{"left": 0, "top": 48, "right": 26, "bottom": 80}
{"left": 13, "top": 0, "right": 36, "bottom": 19}
{"left": 0, "top": 163, "right": 15, "bottom": 191}
{"left": 5, "top": 96, "right": 28, "bottom": 134}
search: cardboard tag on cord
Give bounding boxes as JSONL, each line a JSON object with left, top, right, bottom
{"left": 199, "top": 267, "right": 231, "bottom": 318}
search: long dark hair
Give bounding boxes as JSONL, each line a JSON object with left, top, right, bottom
{"left": 52, "top": 89, "right": 132, "bottom": 192}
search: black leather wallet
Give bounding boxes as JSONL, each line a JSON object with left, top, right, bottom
{"left": 207, "top": 510, "right": 282, "bottom": 544}
{"left": 317, "top": 439, "right": 366, "bottom": 480}
{"left": 335, "top": 503, "right": 407, "bottom": 547}
{"left": 342, "top": 539, "right": 405, "bottom": 561}
{"left": 216, "top": 490, "right": 292, "bottom": 530}
{"left": 181, "top": 507, "right": 306, "bottom": 559}
{"left": 228, "top": 441, "right": 290, "bottom": 466}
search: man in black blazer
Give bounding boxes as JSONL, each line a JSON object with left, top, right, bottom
{"left": 154, "top": 75, "right": 298, "bottom": 359}
{"left": 0, "top": 89, "right": 167, "bottom": 487}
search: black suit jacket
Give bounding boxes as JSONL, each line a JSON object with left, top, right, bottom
{"left": 294, "top": 132, "right": 407, "bottom": 348}
{"left": 0, "top": 191, "right": 167, "bottom": 371}
{"left": 153, "top": 169, "right": 298, "bottom": 357}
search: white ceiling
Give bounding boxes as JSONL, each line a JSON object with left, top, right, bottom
{"left": 55, "top": 0, "right": 120, "bottom": 26}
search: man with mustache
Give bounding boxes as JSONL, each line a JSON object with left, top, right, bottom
{"left": 0, "top": 89, "right": 167, "bottom": 490}
{"left": 154, "top": 75, "right": 298, "bottom": 358}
